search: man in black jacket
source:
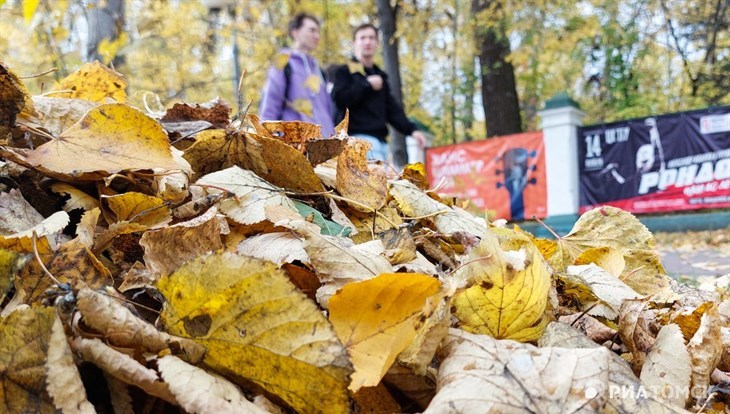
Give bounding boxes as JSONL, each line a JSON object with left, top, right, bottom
{"left": 331, "top": 23, "right": 426, "bottom": 163}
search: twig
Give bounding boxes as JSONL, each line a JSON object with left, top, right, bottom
{"left": 401, "top": 210, "right": 449, "bottom": 220}
{"left": 18, "top": 123, "right": 56, "bottom": 141}
{"left": 321, "top": 193, "right": 399, "bottom": 228}
{"left": 448, "top": 254, "right": 495, "bottom": 276}
{"left": 32, "top": 231, "right": 61, "bottom": 285}
{"left": 570, "top": 303, "right": 599, "bottom": 327}
{"left": 534, "top": 215, "right": 561, "bottom": 239}
{"left": 99, "top": 288, "right": 160, "bottom": 315}
{"left": 39, "top": 89, "right": 74, "bottom": 96}
{"left": 19, "top": 67, "right": 57, "bottom": 79}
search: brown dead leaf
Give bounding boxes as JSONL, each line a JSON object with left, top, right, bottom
{"left": 336, "top": 139, "right": 387, "bottom": 212}
{"left": 184, "top": 129, "right": 323, "bottom": 192}
{"left": 261, "top": 120, "right": 322, "bottom": 146}
{"left": 305, "top": 138, "right": 346, "bottom": 166}
{"left": 140, "top": 206, "right": 224, "bottom": 276}
{"left": 619, "top": 298, "right": 656, "bottom": 373}
{"left": 0, "top": 62, "right": 31, "bottom": 126}
{"left": 383, "top": 365, "right": 436, "bottom": 411}
{"left": 52, "top": 61, "right": 127, "bottom": 103}
{"left": 160, "top": 98, "right": 231, "bottom": 129}
{"left": 352, "top": 384, "right": 401, "bottom": 414}
{"left": 381, "top": 227, "right": 418, "bottom": 265}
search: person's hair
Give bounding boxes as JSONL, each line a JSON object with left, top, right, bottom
{"left": 353, "top": 23, "right": 378, "bottom": 40}
{"left": 288, "top": 13, "right": 320, "bottom": 38}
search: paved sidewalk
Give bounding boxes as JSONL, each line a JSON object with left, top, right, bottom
{"left": 654, "top": 227, "right": 730, "bottom": 286}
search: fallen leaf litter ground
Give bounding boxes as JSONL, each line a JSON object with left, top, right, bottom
{"left": 0, "top": 61, "right": 728, "bottom": 413}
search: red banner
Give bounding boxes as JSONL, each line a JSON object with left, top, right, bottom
{"left": 425, "top": 132, "right": 547, "bottom": 221}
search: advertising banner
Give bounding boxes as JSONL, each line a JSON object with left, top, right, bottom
{"left": 425, "top": 131, "right": 547, "bottom": 221}
{"left": 578, "top": 106, "right": 730, "bottom": 214}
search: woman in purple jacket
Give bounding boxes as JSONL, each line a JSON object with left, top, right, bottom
{"left": 258, "top": 13, "right": 335, "bottom": 137}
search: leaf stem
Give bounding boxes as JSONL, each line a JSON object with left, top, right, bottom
{"left": 32, "top": 231, "right": 61, "bottom": 286}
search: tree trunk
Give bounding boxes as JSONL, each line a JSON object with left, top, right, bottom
{"left": 472, "top": 0, "right": 521, "bottom": 137}
{"left": 376, "top": 0, "right": 408, "bottom": 167}
{"left": 86, "top": 0, "right": 125, "bottom": 65}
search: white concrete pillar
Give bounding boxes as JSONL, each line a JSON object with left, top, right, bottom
{"left": 538, "top": 93, "right": 585, "bottom": 217}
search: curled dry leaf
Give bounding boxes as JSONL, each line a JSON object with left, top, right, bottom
{"left": 328, "top": 273, "right": 441, "bottom": 391}
{"left": 336, "top": 139, "right": 387, "bottom": 213}
{"left": 567, "top": 263, "right": 642, "bottom": 319}
{"left": 76, "top": 287, "right": 206, "bottom": 363}
{"left": 687, "top": 305, "right": 723, "bottom": 397}
{"left": 426, "top": 328, "right": 687, "bottom": 414}
{"left": 156, "top": 355, "right": 268, "bottom": 414}
{"left": 70, "top": 337, "right": 177, "bottom": 405}
{"left": 397, "top": 295, "right": 451, "bottom": 374}
{"left": 640, "top": 324, "right": 691, "bottom": 408}
{"left": 18, "top": 96, "right": 97, "bottom": 137}
{"left": 196, "top": 166, "right": 301, "bottom": 225}
{"left": 236, "top": 232, "right": 308, "bottom": 266}
{"left": 619, "top": 299, "right": 657, "bottom": 373}
{"left": 558, "top": 313, "right": 618, "bottom": 344}
{"left": 51, "top": 61, "right": 127, "bottom": 103}
{"left": 160, "top": 98, "right": 231, "bottom": 129}
{"left": 389, "top": 179, "right": 487, "bottom": 238}
{"left": 46, "top": 314, "right": 95, "bottom": 414}
{"left": 0, "top": 188, "right": 45, "bottom": 235}
{"left": 140, "top": 206, "right": 224, "bottom": 276}
{"left": 0, "top": 62, "right": 31, "bottom": 125}
{"left": 50, "top": 183, "right": 100, "bottom": 212}
{"left": 157, "top": 252, "right": 353, "bottom": 414}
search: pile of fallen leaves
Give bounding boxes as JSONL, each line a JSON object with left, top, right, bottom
{"left": 0, "top": 61, "right": 728, "bottom": 414}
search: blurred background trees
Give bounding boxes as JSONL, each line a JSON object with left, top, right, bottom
{"left": 1, "top": 0, "right": 727, "bottom": 147}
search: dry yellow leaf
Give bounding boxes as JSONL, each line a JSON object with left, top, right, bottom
{"left": 401, "top": 162, "right": 429, "bottom": 190}
{"left": 334, "top": 109, "right": 349, "bottom": 136}
{"left": 687, "top": 305, "right": 723, "bottom": 395}
{"left": 52, "top": 61, "right": 127, "bottom": 103}
{"left": 397, "top": 295, "right": 451, "bottom": 375}
{"left": 158, "top": 252, "right": 353, "bottom": 414}
{"left": 336, "top": 139, "right": 387, "bottom": 212}
{"left": 329, "top": 273, "right": 441, "bottom": 391}
{"left": 542, "top": 206, "right": 656, "bottom": 272}
{"left": 0, "top": 250, "right": 26, "bottom": 305}
{"left": 574, "top": 246, "right": 626, "bottom": 277}
{"left": 24, "top": 104, "right": 180, "bottom": 179}
{"left": 261, "top": 119, "right": 322, "bottom": 146}
{"left": 452, "top": 236, "right": 551, "bottom": 341}
{"left": 670, "top": 301, "right": 715, "bottom": 341}
{"left": 76, "top": 208, "right": 100, "bottom": 248}
{"left": 102, "top": 192, "right": 171, "bottom": 227}
{"left": 0, "top": 307, "right": 56, "bottom": 414}
{"left": 567, "top": 264, "right": 642, "bottom": 319}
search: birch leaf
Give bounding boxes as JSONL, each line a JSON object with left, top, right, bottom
{"left": 426, "top": 329, "right": 687, "bottom": 414}
{"left": 0, "top": 307, "right": 56, "bottom": 414}
{"left": 196, "top": 166, "right": 300, "bottom": 225}
{"left": 157, "top": 355, "right": 268, "bottom": 414}
{"left": 45, "top": 314, "right": 95, "bottom": 414}
{"left": 18, "top": 96, "right": 97, "bottom": 137}
{"left": 567, "top": 264, "right": 642, "bottom": 319}
{"left": 640, "top": 324, "right": 691, "bottom": 408}
{"left": 158, "top": 252, "right": 353, "bottom": 414}
{"left": 52, "top": 61, "right": 127, "bottom": 103}
{"left": 329, "top": 273, "right": 440, "bottom": 391}
{"left": 336, "top": 139, "right": 387, "bottom": 212}
{"left": 452, "top": 238, "right": 551, "bottom": 342}
{"left": 236, "top": 232, "right": 308, "bottom": 266}
{"left": 389, "top": 179, "right": 487, "bottom": 238}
